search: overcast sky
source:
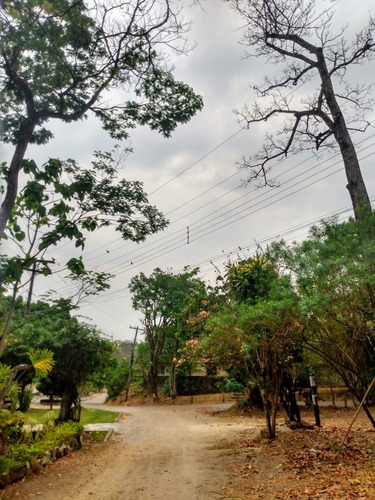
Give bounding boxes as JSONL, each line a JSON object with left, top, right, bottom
{"left": 2, "top": 0, "right": 375, "bottom": 341}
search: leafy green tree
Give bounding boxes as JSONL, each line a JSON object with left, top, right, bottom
{"left": 3, "top": 299, "right": 112, "bottom": 421}
{"left": 174, "top": 284, "right": 226, "bottom": 379}
{"left": 225, "top": 0, "right": 374, "bottom": 220}
{"left": 202, "top": 254, "right": 301, "bottom": 438}
{"left": 225, "top": 254, "right": 278, "bottom": 304}
{"left": 129, "top": 267, "right": 204, "bottom": 401}
{"left": 0, "top": 0, "right": 203, "bottom": 236}
{"left": 36, "top": 320, "right": 113, "bottom": 422}
{"left": 0, "top": 150, "right": 167, "bottom": 355}
{"left": 270, "top": 216, "right": 375, "bottom": 426}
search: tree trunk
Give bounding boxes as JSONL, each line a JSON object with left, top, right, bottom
{"left": 261, "top": 392, "right": 276, "bottom": 439}
{"left": 58, "top": 386, "right": 80, "bottom": 422}
{"left": 280, "top": 373, "right": 301, "bottom": 423}
{"left": 170, "top": 362, "right": 177, "bottom": 399}
{"left": 0, "top": 118, "right": 35, "bottom": 238}
{"left": 316, "top": 48, "right": 371, "bottom": 220}
{"left": 148, "top": 366, "right": 159, "bottom": 403}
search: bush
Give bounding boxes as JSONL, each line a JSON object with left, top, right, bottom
{"left": 0, "top": 415, "right": 83, "bottom": 477}
{"left": 0, "top": 421, "right": 83, "bottom": 476}
{"left": 18, "top": 388, "right": 33, "bottom": 412}
{"left": 0, "top": 410, "right": 25, "bottom": 453}
{"left": 0, "top": 457, "right": 16, "bottom": 475}
{"left": 223, "top": 378, "right": 245, "bottom": 393}
{"left": 129, "top": 371, "right": 145, "bottom": 396}
{"left": 162, "top": 378, "right": 171, "bottom": 396}
{"left": 5, "top": 444, "right": 34, "bottom": 466}
{"left": 105, "top": 359, "right": 130, "bottom": 399}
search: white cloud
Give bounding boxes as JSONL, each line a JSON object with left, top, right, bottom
{"left": 2, "top": 0, "right": 375, "bottom": 340}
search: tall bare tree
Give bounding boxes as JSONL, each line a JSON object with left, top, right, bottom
{"left": 226, "top": 0, "right": 374, "bottom": 219}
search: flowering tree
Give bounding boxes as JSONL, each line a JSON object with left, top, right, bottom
{"left": 129, "top": 267, "right": 205, "bottom": 401}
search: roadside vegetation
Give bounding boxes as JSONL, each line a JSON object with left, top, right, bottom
{"left": 1, "top": 0, "right": 375, "bottom": 492}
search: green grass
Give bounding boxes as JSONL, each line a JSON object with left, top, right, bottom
{"left": 23, "top": 407, "right": 119, "bottom": 425}
{"left": 87, "top": 430, "right": 109, "bottom": 442}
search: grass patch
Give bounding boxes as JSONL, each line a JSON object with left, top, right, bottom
{"left": 84, "top": 430, "right": 109, "bottom": 442}
{"left": 81, "top": 408, "right": 119, "bottom": 424}
{"left": 23, "top": 407, "right": 119, "bottom": 425}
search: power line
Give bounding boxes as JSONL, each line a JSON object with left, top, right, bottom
{"left": 87, "top": 199, "right": 369, "bottom": 306}
{"left": 35, "top": 143, "right": 375, "bottom": 300}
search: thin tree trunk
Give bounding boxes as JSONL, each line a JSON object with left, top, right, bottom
{"left": 148, "top": 366, "right": 159, "bottom": 403}
{"left": 170, "top": 362, "right": 177, "bottom": 399}
{"left": 262, "top": 392, "right": 276, "bottom": 439}
{"left": 0, "top": 119, "right": 35, "bottom": 238}
{"left": 58, "top": 386, "right": 80, "bottom": 422}
{"left": 0, "top": 282, "right": 19, "bottom": 357}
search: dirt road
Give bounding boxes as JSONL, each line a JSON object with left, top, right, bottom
{"left": 0, "top": 402, "right": 262, "bottom": 500}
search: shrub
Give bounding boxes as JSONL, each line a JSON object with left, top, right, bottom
{"left": 0, "top": 421, "right": 83, "bottom": 476}
{"left": 0, "top": 410, "right": 25, "bottom": 454}
{"left": 18, "top": 388, "right": 33, "bottom": 412}
{"left": 162, "top": 379, "right": 170, "bottom": 396}
{"left": 105, "top": 359, "right": 130, "bottom": 399}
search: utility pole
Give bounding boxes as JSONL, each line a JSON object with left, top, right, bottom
{"left": 125, "top": 326, "right": 139, "bottom": 402}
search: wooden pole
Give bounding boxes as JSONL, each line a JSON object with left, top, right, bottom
{"left": 337, "top": 377, "right": 375, "bottom": 456}
{"left": 124, "top": 327, "right": 139, "bottom": 402}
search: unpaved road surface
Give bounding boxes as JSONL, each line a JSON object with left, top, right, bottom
{"left": 0, "top": 402, "right": 262, "bottom": 500}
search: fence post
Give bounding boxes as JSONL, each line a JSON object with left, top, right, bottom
{"left": 309, "top": 373, "right": 321, "bottom": 427}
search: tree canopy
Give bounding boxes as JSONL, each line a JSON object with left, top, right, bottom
{"left": 0, "top": 0, "right": 203, "bottom": 236}
{"left": 129, "top": 267, "right": 205, "bottom": 400}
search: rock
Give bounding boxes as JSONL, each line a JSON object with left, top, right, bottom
{"left": 25, "top": 462, "right": 32, "bottom": 477}
{"left": 41, "top": 451, "right": 52, "bottom": 467}
{"left": 60, "top": 444, "right": 68, "bottom": 456}
{"left": 30, "top": 460, "right": 42, "bottom": 473}
{"left": 0, "top": 472, "right": 11, "bottom": 488}
{"left": 9, "top": 466, "right": 26, "bottom": 483}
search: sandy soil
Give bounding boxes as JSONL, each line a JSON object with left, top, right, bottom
{"left": 0, "top": 403, "right": 264, "bottom": 500}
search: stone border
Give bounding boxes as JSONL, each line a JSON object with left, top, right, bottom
{"left": 0, "top": 434, "right": 82, "bottom": 489}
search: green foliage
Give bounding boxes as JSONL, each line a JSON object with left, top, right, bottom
{"left": 28, "top": 348, "right": 55, "bottom": 377}
{"left": 130, "top": 267, "right": 206, "bottom": 398}
{"left": 105, "top": 358, "right": 130, "bottom": 400}
{"left": 129, "top": 370, "right": 146, "bottom": 396}
{"left": 225, "top": 253, "right": 278, "bottom": 303}
{"left": 162, "top": 378, "right": 171, "bottom": 396}
{"left": 18, "top": 388, "right": 32, "bottom": 413}
{"left": 0, "top": 410, "right": 24, "bottom": 443}
{"left": 0, "top": 364, "right": 12, "bottom": 388}
{"left": 1, "top": 152, "right": 168, "bottom": 287}
{"left": 34, "top": 318, "right": 113, "bottom": 401}
{"left": 0, "top": 0, "right": 203, "bottom": 242}
{"left": 0, "top": 1, "right": 203, "bottom": 144}
{"left": 0, "top": 420, "right": 83, "bottom": 475}
{"left": 269, "top": 215, "right": 375, "bottom": 402}
{"left": 223, "top": 378, "right": 245, "bottom": 394}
